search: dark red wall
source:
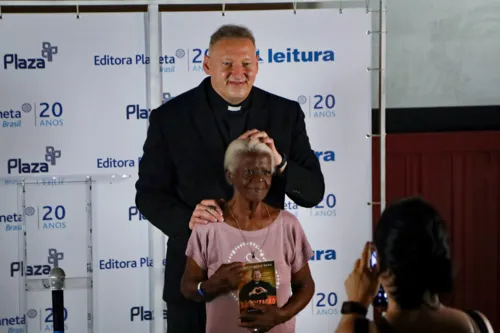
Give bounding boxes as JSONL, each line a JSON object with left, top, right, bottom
{"left": 372, "top": 131, "right": 500, "bottom": 331}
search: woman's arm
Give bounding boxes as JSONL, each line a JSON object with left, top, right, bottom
{"left": 181, "top": 258, "right": 245, "bottom": 302}
{"left": 278, "top": 263, "right": 315, "bottom": 322}
{"left": 335, "top": 242, "right": 381, "bottom": 333}
{"left": 180, "top": 258, "right": 209, "bottom": 302}
{"left": 335, "top": 315, "right": 378, "bottom": 333}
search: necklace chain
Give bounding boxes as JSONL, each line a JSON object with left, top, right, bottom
{"left": 229, "top": 204, "right": 272, "bottom": 259}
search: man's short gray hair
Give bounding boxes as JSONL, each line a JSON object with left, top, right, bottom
{"left": 209, "top": 24, "right": 256, "bottom": 49}
{"left": 224, "top": 139, "right": 275, "bottom": 175}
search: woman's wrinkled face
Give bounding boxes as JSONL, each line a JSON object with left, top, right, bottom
{"left": 229, "top": 152, "right": 273, "bottom": 202}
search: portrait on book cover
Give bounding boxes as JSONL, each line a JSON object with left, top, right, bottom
{"left": 238, "top": 261, "right": 277, "bottom": 313}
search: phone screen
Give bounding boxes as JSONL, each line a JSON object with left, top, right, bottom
{"left": 371, "top": 250, "right": 388, "bottom": 307}
{"left": 370, "top": 251, "right": 377, "bottom": 268}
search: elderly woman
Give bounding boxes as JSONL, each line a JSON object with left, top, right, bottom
{"left": 335, "top": 197, "right": 494, "bottom": 333}
{"left": 180, "top": 138, "right": 315, "bottom": 333}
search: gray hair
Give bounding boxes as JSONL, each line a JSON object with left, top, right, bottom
{"left": 209, "top": 24, "right": 256, "bottom": 49}
{"left": 224, "top": 139, "right": 275, "bottom": 176}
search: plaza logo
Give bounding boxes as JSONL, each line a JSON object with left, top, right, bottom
{"left": 163, "top": 92, "right": 173, "bottom": 104}
{"left": 130, "top": 306, "right": 167, "bottom": 321}
{"left": 3, "top": 42, "right": 58, "bottom": 70}
{"left": 10, "top": 248, "right": 64, "bottom": 277}
{"left": 7, "top": 146, "right": 62, "bottom": 175}
{"left": 128, "top": 206, "right": 147, "bottom": 221}
{"left": 125, "top": 92, "right": 173, "bottom": 120}
{"left": 297, "top": 94, "right": 336, "bottom": 119}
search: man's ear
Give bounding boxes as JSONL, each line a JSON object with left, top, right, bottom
{"left": 203, "top": 54, "right": 211, "bottom": 75}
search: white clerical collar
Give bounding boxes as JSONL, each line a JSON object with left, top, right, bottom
{"left": 227, "top": 105, "right": 242, "bottom": 112}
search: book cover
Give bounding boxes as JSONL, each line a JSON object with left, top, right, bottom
{"left": 237, "top": 260, "right": 277, "bottom": 315}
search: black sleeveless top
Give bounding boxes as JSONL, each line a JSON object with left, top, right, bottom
{"left": 370, "top": 310, "right": 489, "bottom": 333}
{"left": 462, "top": 310, "right": 490, "bottom": 333}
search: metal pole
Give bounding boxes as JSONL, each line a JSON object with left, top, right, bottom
{"left": 49, "top": 267, "right": 66, "bottom": 333}
{"left": 146, "top": 5, "right": 165, "bottom": 333}
{"left": 19, "top": 180, "right": 28, "bottom": 333}
{"left": 86, "top": 176, "right": 94, "bottom": 333}
{"left": 378, "top": 0, "right": 387, "bottom": 212}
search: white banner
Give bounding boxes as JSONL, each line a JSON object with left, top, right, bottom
{"left": 0, "top": 8, "right": 372, "bottom": 333}
{"left": 0, "top": 12, "right": 152, "bottom": 333}
{"left": 161, "top": 8, "right": 372, "bottom": 332}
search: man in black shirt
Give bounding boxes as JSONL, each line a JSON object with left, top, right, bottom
{"left": 135, "top": 24, "right": 325, "bottom": 333}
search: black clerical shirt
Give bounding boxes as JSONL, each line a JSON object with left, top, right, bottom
{"left": 204, "top": 79, "right": 253, "bottom": 142}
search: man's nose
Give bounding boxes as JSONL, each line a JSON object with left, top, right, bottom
{"left": 231, "top": 64, "right": 245, "bottom": 77}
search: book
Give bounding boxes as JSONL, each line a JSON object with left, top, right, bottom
{"left": 237, "top": 260, "right": 277, "bottom": 316}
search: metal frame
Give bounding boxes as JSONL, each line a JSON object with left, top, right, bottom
{"left": 378, "top": 0, "right": 387, "bottom": 211}
{"left": 145, "top": 5, "right": 165, "bottom": 333}
{"left": 1, "top": 0, "right": 365, "bottom": 6}
{"left": 7, "top": 174, "right": 130, "bottom": 333}
{"left": 17, "top": 179, "right": 94, "bottom": 333}
{"left": 1, "top": 1, "right": 387, "bottom": 332}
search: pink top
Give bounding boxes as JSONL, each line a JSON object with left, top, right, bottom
{"left": 186, "top": 210, "right": 313, "bottom": 333}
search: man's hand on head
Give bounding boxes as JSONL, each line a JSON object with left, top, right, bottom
{"left": 238, "top": 129, "right": 260, "bottom": 140}
{"left": 238, "top": 129, "right": 285, "bottom": 172}
{"left": 189, "top": 199, "right": 225, "bottom": 230}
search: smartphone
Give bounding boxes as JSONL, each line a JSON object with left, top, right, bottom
{"left": 370, "top": 250, "right": 377, "bottom": 269}
{"left": 370, "top": 250, "right": 388, "bottom": 307}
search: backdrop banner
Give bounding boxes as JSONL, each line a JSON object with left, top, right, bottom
{"left": 0, "top": 7, "right": 372, "bottom": 333}
{"left": 161, "top": 8, "right": 372, "bottom": 332}
{"left": 0, "top": 12, "right": 152, "bottom": 333}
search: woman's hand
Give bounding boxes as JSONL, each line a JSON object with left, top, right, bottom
{"left": 344, "top": 242, "right": 380, "bottom": 308}
{"left": 209, "top": 262, "right": 245, "bottom": 292}
{"left": 238, "top": 304, "right": 287, "bottom": 333}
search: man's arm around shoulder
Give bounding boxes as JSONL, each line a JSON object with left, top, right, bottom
{"left": 135, "top": 107, "right": 191, "bottom": 243}
{"left": 281, "top": 102, "right": 325, "bottom": 208}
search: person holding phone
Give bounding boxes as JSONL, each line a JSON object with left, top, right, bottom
{"left": 335, "top": 197, "right": 494, "bottom": 333}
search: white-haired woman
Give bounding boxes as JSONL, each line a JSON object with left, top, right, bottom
{"left": 181, "top": 138, "right": 315, "bottom": 333}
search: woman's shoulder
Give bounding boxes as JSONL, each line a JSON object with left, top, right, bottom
{"left": 421, "top": 306, "right": 494, "bottom": 333}
{"left": 277, "top": 209, "right": 301, "bottom": 224}
{"left": 275, "top": 209, "right": 309, "bottom": 238}
{"left": 372, "top": 308, "right": 484, "bottom": 333}
{"left": 460, "top": 308, "right": 495, "bottom": 333}
{"left": 189, "top": 221, "right": 225, "bottom": 238}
